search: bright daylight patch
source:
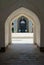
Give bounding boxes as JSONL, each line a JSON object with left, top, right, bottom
{"left": 11, "top": 33, "right": 34, "bottom": 44}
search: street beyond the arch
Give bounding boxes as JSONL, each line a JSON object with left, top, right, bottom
{"left": 11, "top": 33, "right": 34, "bottom": 44}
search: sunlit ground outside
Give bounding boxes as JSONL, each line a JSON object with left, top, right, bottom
{"left": 11, "top": 33, "right": 34, "bottom": 44}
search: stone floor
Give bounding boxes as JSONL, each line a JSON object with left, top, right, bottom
{"left": 0, "top": 44, "right": 44, "bottom": 65}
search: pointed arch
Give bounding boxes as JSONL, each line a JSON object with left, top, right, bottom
{"left": 5, "top": 7, "right": 41, "bottom": 47}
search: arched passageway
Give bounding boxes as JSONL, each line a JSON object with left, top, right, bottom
{"left": 11, "top": 16, "right": 34, "bottom": 44}
{"left": 5, "top": 7, "right": 40, "bottom": 47}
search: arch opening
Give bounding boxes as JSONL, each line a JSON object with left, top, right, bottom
{"left": 11, "top": 16, "right": 34, "bottom": 44}
{"left": 5, "top": 7, "right": 40, "bottom": 47}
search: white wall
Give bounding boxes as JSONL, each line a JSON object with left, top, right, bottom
{"left": 5, "top": 20, "right": 9, "bottom": 47}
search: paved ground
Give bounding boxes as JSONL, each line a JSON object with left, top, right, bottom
{"left": 0, "top": 44, "right": 44, "bottom": 65}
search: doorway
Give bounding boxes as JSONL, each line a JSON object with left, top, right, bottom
{"left": 11, "top": 16, "right": 34, "bottom": 44}
{"left": 5, "top": 7, "right": 40, "bottom": 47}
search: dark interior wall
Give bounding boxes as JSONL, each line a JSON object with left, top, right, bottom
{"left": 0, "top": 0, "right": 44, "bottom": 47}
